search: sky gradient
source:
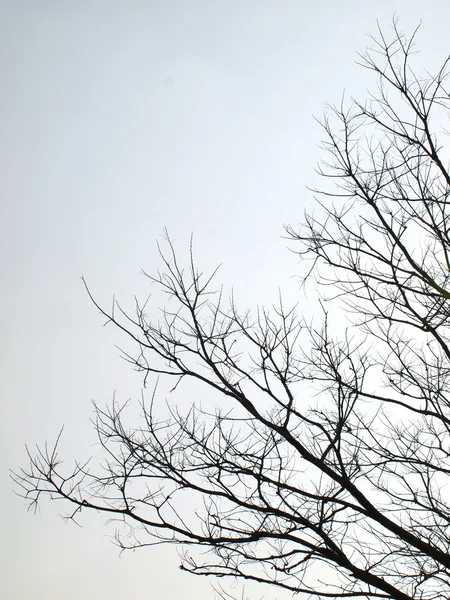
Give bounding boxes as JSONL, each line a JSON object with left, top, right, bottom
{"left": 2, "top": 2, "right": 450, "bottom": 599}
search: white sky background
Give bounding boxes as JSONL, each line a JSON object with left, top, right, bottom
{"left": 2, "top": 1, "right": 450, "bottom": 599}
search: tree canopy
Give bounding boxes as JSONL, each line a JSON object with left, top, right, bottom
{"left": 14, "top": 21, "right": 450, "bottom": 600}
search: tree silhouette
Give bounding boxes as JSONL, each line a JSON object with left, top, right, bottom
{"left": 14, "top": 21, "right": 450, "bottom": 600}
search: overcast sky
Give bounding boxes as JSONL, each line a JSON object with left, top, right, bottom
{"left": 2, "top": 2, "right": 450, "bottom": 599}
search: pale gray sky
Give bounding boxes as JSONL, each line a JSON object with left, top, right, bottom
{"left": 2, "top": 2, "right": 450, "bottom": 599}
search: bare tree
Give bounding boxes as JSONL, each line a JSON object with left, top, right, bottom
{"left": 14, "top": 21, "right": 450, "bottom": 600}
